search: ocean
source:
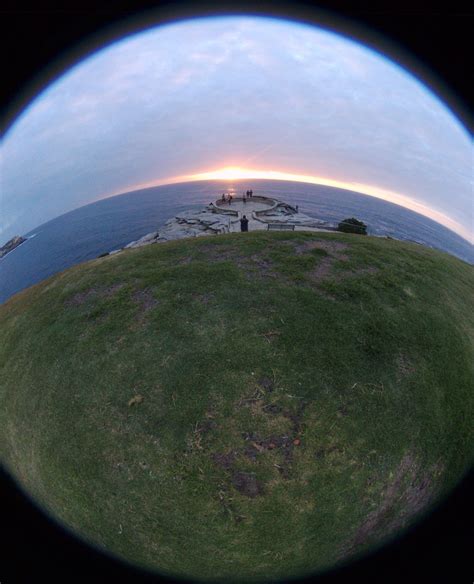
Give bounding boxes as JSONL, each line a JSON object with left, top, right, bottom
{"left": 1, "top": 180, "right": 472, "bottom": 304}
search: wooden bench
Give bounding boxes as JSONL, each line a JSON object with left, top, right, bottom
{"left": 267, "top": 223, "right": 295, "bottom": 231}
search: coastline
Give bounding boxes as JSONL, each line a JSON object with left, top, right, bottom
{"left": 2, "top": 180, "right": 471, "bottom": 306}
{"left": 0, "top": 236, "right": 28, "bottom": 260}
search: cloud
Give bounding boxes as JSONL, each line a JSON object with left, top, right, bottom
{"left": 1, "top": 15, "right": 472, "bottom": 242}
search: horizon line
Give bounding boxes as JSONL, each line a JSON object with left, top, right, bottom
{"left": 99, "top": 167, "right": 473, "bottom": 244}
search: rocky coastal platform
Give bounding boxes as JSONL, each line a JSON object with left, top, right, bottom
{"left": 107, "top": 195, "right": 334, "bottom": 255}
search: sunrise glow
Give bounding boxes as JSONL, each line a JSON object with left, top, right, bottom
{"left": 115, "top": 166, "right": 471, "bottom": 243}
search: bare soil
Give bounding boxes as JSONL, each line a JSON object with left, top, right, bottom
{"left": 65, "top": 283, "right": 124, "bottom": 306}
{"left": 212, "top": 450, "right": 238, "bottom": 470}
{"left": 294, "top": 240, "right": 350, "bottom": 257}
{"left": 231, "top": 471, "right": 264, "bottom": 497}
{"left": 258, "top": 376, "right": 274, "bottom": 392}
{"left": 131, "top": 288, "right": 158, "bottom": 325}
{"left": 343, "top": 452, "right": 442, "bottom": 554}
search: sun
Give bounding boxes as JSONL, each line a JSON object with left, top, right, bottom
{"left": 192, "top": 166, "right": 258, "bottom": 180}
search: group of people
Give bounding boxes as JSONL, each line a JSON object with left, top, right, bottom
{"left": 220, "top": 189, "right": 254, "bottom": 205}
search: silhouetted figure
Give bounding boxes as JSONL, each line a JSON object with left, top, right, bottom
{"left": 222, "top": 193, "right": 225, "bottom": 201}
{"left": 250, "top": 189, "right": 253, "bottom": 197}
{"left": 240, "top": 215, "right": 249, "bottom": 232}
{"left": 228, "top": 195, "right": 232, "bottom": 205}
{"left": 295, "top": 205, "right": 299, "bottom": 212}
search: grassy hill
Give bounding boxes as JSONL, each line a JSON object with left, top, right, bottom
{"left": 1, "top": 231, "right": 473, "bottom": 582}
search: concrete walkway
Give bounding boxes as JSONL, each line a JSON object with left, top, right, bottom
{"left": 218, "top": 198, "right": 271, "bottom": 233}
{"left": 220, "top": 198, "right": 333, "bottom": 234}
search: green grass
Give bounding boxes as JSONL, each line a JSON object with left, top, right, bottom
{"left": 1, "top": 231, "right": 473, "bottom": 581}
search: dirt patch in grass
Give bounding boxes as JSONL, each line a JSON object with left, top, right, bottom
{"left": 303, "top": 250, "right": 378, "bottom": 285}
{"left": 250, "top": 254, "right": 273, "bottom": 269}
{"left": 343, "top": 452, "right": 442, "bottom": 554}
{"left": 102, "top": 283, "right": 125, "bottom": 297}
{"left": 275, "top": 403, "right": 307, "bottom": 478}
{"left": 262, "top": 403, "right": 282, "bottom": 414}
{"left": 242, "top": 433, "right": 292, "bottom": 462}
{"left": 294, "top": 241, "right": 350, "bottom": 285}
{"left": 236, "top": 386, "right": 266, "bottom": 409}
{"left": 131, "top": 288, "right": 158, "bottom": 324}
{"left": 132, "top": 288, "right": 157, "bottom": 311}
{"left": 65, "top": 283, "right": 124, "bottom": 306}
{"left": 211, "top": 396, "right": 306, "bottom": 487}
{"left": 212, "top": 450, "right": 238, "bottom": 470}
{"left": 337, "top": 405, "right": 349, "bottom": 418}
{"left": 198, "top": 245, "right": 281, "bottom": 280}
{"left": 231, "top": 388, "right": 308, "bottom": 478}
{"left": 242, "top": 444, "right": 259, "bottom": 461}
{"left": 231, "top": 471, "right": 264, "bottom": 497}
{"left": 249, "top": 254, "right": 280, "bottom": 279}
{"left": 258, "top": 376, "right": 275, "bottom": 392}
{"left": 292, "top": 239, "right": 379, "bottom": 286}
{"left": 309, "top": 257, "right": 337, "bottom": 283}
{"left": 198, "top": 419, "right": 217, "bottom": 434}
{"left": 294, "top": 240, "right": 349, "bottom": 258}
{"left": 283, "top": 399, "right": 308, "bottom": 435}
{"left": 66, "top": 288, "right": 99, "bottom": 306}
{"left": 246, "top": 401, "right": 307, "bottom": 476}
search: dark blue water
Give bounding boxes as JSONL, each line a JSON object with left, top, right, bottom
{"left": 1, "top": 180, "right": 472, "bottom": 304}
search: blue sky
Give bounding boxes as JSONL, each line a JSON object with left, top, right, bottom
{"left": 1, "top": 16, "right": 472, "bottom": 242}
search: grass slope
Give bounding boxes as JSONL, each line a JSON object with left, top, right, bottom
{"left": 1, "top": 231, "right": 473, "bottom": 581}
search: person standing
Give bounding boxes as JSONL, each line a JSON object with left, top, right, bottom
{"left": 249, "top": 189, "right": 253, "bottom": 197}
{"left": 240, "top": 215, "right": 249, "bottom": 232}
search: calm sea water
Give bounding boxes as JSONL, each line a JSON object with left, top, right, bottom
{"left": 1, "top": 180, "right": 472, "bottom": 304}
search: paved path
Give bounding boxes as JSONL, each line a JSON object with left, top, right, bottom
{"left": 221, "top": 199, "right": 333, "bottom": 234}
{"left": 219, "top": 199, "right": 270, "bottom": 233}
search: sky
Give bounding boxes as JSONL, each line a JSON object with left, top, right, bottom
{"left": 1, "top": 16, "right": 472, "bottom": 243}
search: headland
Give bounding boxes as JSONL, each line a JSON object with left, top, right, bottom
{"left": 105, "top": 194, "right": 338, "bottom": 255}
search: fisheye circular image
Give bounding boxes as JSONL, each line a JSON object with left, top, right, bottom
{"left": 1, "top": 12, "right": 472, "bottom": 583}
